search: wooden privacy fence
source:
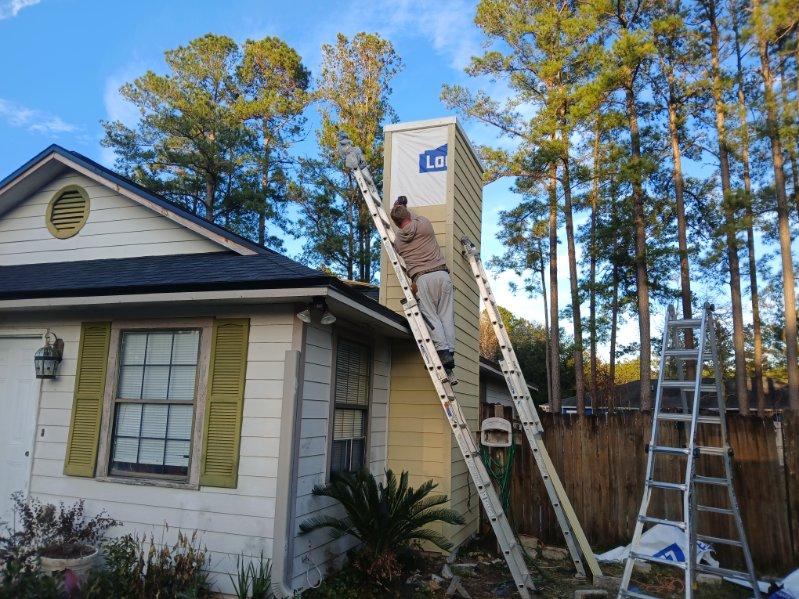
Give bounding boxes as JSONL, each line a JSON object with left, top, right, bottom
{"left": 480, "top": 410, "right": 798, "bottom": 574}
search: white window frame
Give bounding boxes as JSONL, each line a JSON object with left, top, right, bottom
{"left": 96, "top": 318, "right": 213, "bottom": 489}
{"left": 327, "top": 334, "right": 374, "bottom": 478}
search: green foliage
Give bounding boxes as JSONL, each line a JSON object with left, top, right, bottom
{"left": 229, "top": 551, "right": 273, "bottom": 599}
{"left": 295, "top": 32, "right": 402, "bottom": 282}
{"left": 299, "top": 469, "right": 463, "bottom": 588}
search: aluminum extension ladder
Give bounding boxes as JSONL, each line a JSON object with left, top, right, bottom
{"left": 461, "top": 237, "right": 603, "bottom": 581}
{"left": 618, "top": 303, "right": 760, "bottom": 599}
{"left": 338, "top": 135, "right": 536, "bottom": 596}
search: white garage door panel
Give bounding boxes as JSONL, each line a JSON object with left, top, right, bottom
{"left": 0, "top": 337, "right": 41, "bottom": 523}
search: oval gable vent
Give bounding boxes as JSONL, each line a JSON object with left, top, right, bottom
{"left": 46, "top": 185, "right": 90, "bottom": 239}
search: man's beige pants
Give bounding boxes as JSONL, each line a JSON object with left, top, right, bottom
{"left": 416, "top": 270, "right": 456, "bottom": 352}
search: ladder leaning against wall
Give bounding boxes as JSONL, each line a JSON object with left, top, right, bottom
{"left": 338, "top": 134, "right": 601, "bottom": 597}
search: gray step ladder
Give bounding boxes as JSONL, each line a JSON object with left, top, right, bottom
{"left": 338, "top": 135, "right": 536, "bottom": 597}
{"left": 618, "top": 303, "right": 760, "bottom": 599}
{"left": 461, "top": 236, "right": 602, "bottom": 580}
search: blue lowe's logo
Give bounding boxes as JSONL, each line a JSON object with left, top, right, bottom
{"left": 419, "top": 144, "right": 448, "bottom": 173}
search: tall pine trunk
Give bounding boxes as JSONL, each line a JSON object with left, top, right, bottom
{"left": 753, "top": 0, "right": 799, "bottom": 409}
{"left": 778, "top": 43, "right": 799, "bottom": 214}
{"left": 549, "top": 162, "right": 562, "bottom": 412}
{"left": 731, "top": 0, "right": 765, "bottom": 413}
{"left": 204, "top": 179, "right": 216, "bottom": 223}
{"left": 561, "top": 145, "right": 585, "bottom": 414}
{"left": 539, "top": 238, "right": 552, "bottom": 405}
{"left": 589, "top": 126, "right": 600, "bottom": 409}
{"left": 609, "top": 186, "right": 621, "bottom": 410}
{"left": 706, "top": 0, "right": 749, "bottom": 414}
{"left": 625, "top": 85, "right": 652, "bottom": 410}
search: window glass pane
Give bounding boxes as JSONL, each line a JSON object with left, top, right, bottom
{"left": 115, "top": 403, "right": 142, "bottom": 436}
{"left": 334, "top": 409, "right": 365, "bottom": 439}
{"left": 168, "top": 366, "right": 197, "bottom": 401}
{"left": 141, "top": 404, "right": 168, "bottom": 438}
{"left": 168, "top": 404, "right": 193, "bottom": 440}
{"left": 330, "top": 439, "right": 349, "bottom": 474}
{"left": 172, "top": 331, "right": 199, "bottom": 365}
{"left": 350, "top": 439, "right": 365, "bottom": 471}
{"left": 121, "top": 333, "right": 147, "bottom": 365}
{"left": 112, "top": 436, "right": 139, "bottom": 463}
{"left": 118, "top": 366, "right": 143, "bottom": 399}
{"left": 145, "top": 332, "right": 173, "bottom": 364}
{"left": 142, "top": 366, "right": 169, "bottom": 400}
{"left": 138, "top": 439, "right": 165, "bottom": 465}
{"left": 165, "top": 440, "right": 190, "bottom": 467}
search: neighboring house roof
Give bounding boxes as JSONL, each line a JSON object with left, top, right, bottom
{"left": 479, "top": 355, "right": 539, "bottom": 392}
{"left": 556, "top": 378, "right": 789, "bottom": 411}
{"left": 0, "top": 144, "right": 265, "bottom": 255}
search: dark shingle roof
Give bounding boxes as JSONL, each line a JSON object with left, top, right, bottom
{"left": 0, "top": 252, "right": 407, "bottom": 327}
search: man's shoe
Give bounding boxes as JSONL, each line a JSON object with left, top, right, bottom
{"left": 445, "top": 366, "right": 458, "bottom": 386}
{"left": 437, "top": 349, "right": 455, "bottom": 369}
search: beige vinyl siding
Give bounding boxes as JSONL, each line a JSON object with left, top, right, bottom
{"left": 1, "top": 305, "right": 294, "bottom": 596}
{"left": 288, "top": 325, "right": 390, "bottom": 593}
{"left": 0, "top": 172, "right": 224, "bottom": 265}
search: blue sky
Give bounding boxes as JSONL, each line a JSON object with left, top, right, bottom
{"left": 0, "top": 0, "right": 687, "bottom": 353}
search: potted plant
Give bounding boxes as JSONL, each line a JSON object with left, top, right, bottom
{"left": 7, "top": 492, "right": 119, "bottom": 582}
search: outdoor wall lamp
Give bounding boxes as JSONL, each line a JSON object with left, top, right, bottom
{"left": 296, "top": 298, "right": 337, "bottom": 326}
{"left": 34, "top": 330, "right": 63, "bottom": 379}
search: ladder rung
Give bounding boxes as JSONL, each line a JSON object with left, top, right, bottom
{"left": 650, "top": 445, "right": 690, "bottom": 456}
{"left": 697, "top": 563, "right": 754, "bottom": 582}
{"left": 620, "top": 590, "right": 660, "bottom": 599}
{"left": 664, "top": 348, "right": 710, "bottom": 358}
{"left": 668, "top": 318, "right": 702, "bottom": 327}
{"left": 647, "top": 480, "right": 686, "bottom": 492}
{"left": 660, "top": 381, "right": 717, "bottom": 392}
{"left": 697, "top": 505, "right": 735, "bottom": 516}
{"left": 638, "top": 515, "right": 686, "bottom": 530}
{"left": 630, "top": 551, "right": 686, "bottom": 569}
{"left": 697, "top": 446, "right": 727, "bottom": 456}
{"left": 694, "top": 475, "right": 729, "bottom": 486}
{"left": 697, "top": 534, "right": 743, "bottom": 547}
{"left": 657, "top": 413, "right": 722, "bottom": 424}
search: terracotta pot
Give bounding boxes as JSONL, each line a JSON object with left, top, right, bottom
{"left": 39, "top": 545, "right": 100, "bottom": 582}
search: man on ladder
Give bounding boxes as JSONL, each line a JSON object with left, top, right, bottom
{"left": 389, "top": 195, "right": 457, "bottom": 381}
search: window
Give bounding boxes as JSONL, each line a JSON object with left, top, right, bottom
{"left": 109, "top": 330, "right": 200, "bottom": 479}
{"left": 46, "top": 185, "right": 90, "bottom": 239}
{"left": 330, "top": 339, "right": 371, "bottom": 474}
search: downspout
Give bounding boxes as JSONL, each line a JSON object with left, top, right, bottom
{"left": 272, "top": 320, "right": 307, "bottom": 597}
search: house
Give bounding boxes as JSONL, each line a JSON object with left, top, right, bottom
{"left": 0, "top": 117, "right": 493, "bottom": 595}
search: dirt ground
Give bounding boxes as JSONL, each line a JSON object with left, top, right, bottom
{"left": 403, "top": 538, "right": 759, "bottom": 599}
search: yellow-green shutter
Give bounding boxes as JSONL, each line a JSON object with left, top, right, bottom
{"left": 200, "top": 318, "right": 250, "bottom": 488}
{"left": 64, "top": 322, "right": 111, "bottom": 477}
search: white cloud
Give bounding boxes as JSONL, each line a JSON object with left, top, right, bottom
{"left": 0, "top": 98, "right": 77, "bottom": 135}
{"left": 0, "top": 0, "right": 40, "bottom": 20}
{"left": 103, "top": 72, "right": 140, "bottom": 127}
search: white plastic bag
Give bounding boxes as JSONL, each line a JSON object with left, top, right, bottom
{"left": 596, "top": 524, "right": 719, "bottom": 568}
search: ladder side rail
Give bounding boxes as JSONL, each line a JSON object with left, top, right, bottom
{"left": 683, "top": 307, "right": 711, "bottom": 599}
{"left": 347, "top": 162, "right": 535, "bottom": 596}
{"left": 461, "top": 237, "right": 598, "bottom": 577}
{"left": 706, "top": 310, "right": 761, "bottom": 598}
{"left": 619, "top": 306, "right": 677, "bottom": 595}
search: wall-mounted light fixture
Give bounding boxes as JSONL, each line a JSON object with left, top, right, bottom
{"left": 34, "top": 330, "right": 63, "bottom": 379}
{"left": 296, "top": 297, "right": 336, "bottom": 326}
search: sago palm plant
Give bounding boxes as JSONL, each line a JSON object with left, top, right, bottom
{"left": 299, "top": 469, "right": 464, "bottom": 586}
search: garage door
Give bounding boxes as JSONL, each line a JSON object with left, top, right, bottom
{"left": 0, "top": 337, "right": 41, "bottom": 523}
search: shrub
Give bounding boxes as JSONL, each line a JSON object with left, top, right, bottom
{"left": 7, "top": 492, "right": 118, "bottom": 559}
{"left": 299, "top": 469, "right": 464, "bottom": 590}
{"left": 84, "top": 529, "right": 211, "bottom": 599}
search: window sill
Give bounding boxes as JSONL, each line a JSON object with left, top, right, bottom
{"left": 94, "top": 476, "right": 198, "bottom": 491}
